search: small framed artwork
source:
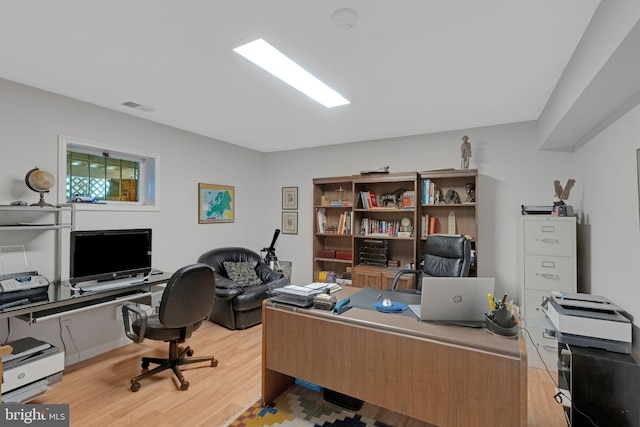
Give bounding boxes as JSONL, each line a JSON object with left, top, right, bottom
{"left": 282, "top": 186, "right": 298, "bottom": 210}
{"left": 198, "top": 183, "right": 234, "bottom": 224}
{"left": 282, "top": 211, "right": 298, "bottom": 234}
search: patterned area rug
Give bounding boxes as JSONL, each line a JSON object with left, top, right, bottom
{"left": 228, "top": 385, "right": 392, "bottom": 427}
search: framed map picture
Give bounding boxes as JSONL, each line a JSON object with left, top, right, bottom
{"left": 282, "top": 186, "right": 298, "bottom": 210}
{"left": 282, "top": 211, "right": 298, "bottom": 234}
{"left": 199, "top": 183, "right": 234, "bottom": 223}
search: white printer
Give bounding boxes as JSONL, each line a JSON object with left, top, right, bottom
{"left": 543, "top": 291, "right": 632, "bottom": 353}
{"left": 1, "top": 337, "right": 64, "bottom": 403}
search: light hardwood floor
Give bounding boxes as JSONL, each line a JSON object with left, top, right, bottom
{"left": 32, "top": 321, "right": 566, "bottom": 427}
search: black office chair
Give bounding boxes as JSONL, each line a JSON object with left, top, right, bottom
{"left": 122, "top": 263, "right": 218, "bottom": 392}
{"left": 390, "top": 234, "right": 471, "bottom": 294}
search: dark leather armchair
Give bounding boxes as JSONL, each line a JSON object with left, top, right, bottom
{"left": 197, "top": 247, "right": 288, "bottom": 330}
{"left": 390, "top": 234, "right": 471, "bottom": 293}
{"left": 122, "top": 263, "right": 218, "bottom": 392}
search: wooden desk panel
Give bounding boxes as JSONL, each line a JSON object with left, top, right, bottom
{"left": 262, "top": 288, "right": 527, "bottom": 427}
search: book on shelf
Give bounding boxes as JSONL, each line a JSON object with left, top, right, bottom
{"left": 335, "top": 211, "right": 352, "bottom": 235}
{"left": 316, "top": 208, "right": 327, "bottom": 233}
{"left": 428, "top": 216, "right": 437, "bottom": 235}
{"left": 421, "top": 214, "right": 429, "bottom": 238}
{"left": 367, "top": 191, "right": 378, "bottom": 208}
{"left": 402, "top": 190, "right": 415, "bottom": 209}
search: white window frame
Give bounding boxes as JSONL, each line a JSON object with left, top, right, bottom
{"left": 58, "top": 135, "right": 160, "bottom": 212}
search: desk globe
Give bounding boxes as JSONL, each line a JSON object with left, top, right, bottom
{"left": 25, "top": 167, "right": 55, "bottom": 207}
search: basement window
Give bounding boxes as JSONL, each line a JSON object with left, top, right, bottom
{"left": 58, "top": 136, "right": 159, "bottom": 210}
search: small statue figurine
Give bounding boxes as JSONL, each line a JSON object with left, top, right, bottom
{"left": 465, "top": 183, "right": 475, "bottom": 203}
{"left": 553, "top": 179, "right": 576, "bottom": 205}
{"left": 461, "top": 135, "right": 472, "bottom": 170}
{"left": 444, "top": 189, "right": 460, "bottom": 204}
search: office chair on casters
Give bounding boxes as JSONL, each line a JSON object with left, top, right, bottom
{"left": 390, "top": 234, "right": 471, "bottom": 294}
{"left": 122, "top": 263, "right": 218, "bottom": 392}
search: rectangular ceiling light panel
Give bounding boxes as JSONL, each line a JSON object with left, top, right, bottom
{"left": 234, "top": 38, "right": 350, "bottom": 108}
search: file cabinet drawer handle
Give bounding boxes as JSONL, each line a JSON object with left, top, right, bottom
{"left": 538, "top": 273, "right": 559, "bottom": 279}
{"left": 537, "top": 238, "right": 559, "bottom": 244}
{"left": 541, "top": 345, "right": 556, "bottom": 352}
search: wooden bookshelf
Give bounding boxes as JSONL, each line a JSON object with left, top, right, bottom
{"left": 312, "top": 170, "right": 478, "bottom": 287}
{"left": 419, "top": 169, "right": 478, "bottom": 275}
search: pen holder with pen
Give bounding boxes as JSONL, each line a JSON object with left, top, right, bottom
{"left": 485, "top": 307, "right": 518, "bottom": 338}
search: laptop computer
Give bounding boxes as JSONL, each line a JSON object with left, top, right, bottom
{"left": 408, "top": 277, "right": 495, "bottom": 327}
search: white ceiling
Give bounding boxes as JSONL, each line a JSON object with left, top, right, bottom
{"left": 0, "top": 1, "right": 600, "bottom": 153}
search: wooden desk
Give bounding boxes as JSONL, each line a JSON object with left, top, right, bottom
{"left": 262, "top": 287, "right": 527, "bottom": 427}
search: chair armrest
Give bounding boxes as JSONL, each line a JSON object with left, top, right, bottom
{"left": 255, "top": 263, "right": 285, "bottom": 282}
{"left": 215, "top": 286, "right": 243, "bottom": 299}
{"left": 122, "top": 303, "right": 147, "bottom": 343}
{"left": 390, "top": 269, "right": 422, "bottom": 290}
{"left": 213, "top": 273, "right": 243, "bottom": 299}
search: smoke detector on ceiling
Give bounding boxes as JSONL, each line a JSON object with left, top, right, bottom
{"left": 330, "top": 8, "right": 358, "bottom": 31}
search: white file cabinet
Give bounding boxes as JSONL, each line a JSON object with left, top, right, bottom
{"left": 520, "top": 216, "right": 576, "bottom": 370}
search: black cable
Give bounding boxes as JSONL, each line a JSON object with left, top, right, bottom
{"left": 520, "top": 325, "right": 599, "bottom": 427}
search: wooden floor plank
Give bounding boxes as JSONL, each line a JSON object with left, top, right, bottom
{"left": 31, "top": 321, "right": 566, "bottom": 426}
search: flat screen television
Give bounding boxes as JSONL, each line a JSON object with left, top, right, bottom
{"left": 69, "top": 228, "right": 152, "bottom": 284}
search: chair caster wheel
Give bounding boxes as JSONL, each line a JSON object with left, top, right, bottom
{"left": 141, "top": 361, "right": 150, "bottom": 369}
{"left": 130, "top": 382, "right": 141, "bottom": 392}
{"left": 180, "top": 381, "right": 189, "bottom": 391}
{"left": 211, "top": 359, "right": 218, "bottom": 367}
{"left": 186, "top": 349, "right": 194, "bottom": 357}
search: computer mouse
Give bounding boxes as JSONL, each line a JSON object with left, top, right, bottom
{"left": 382, "top": 298, "right": 392, "bottom": 307}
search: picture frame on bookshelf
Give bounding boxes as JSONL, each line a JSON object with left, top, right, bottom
{"left": 198, "top": 183, "right": 234, "bottom": 224}
{"left": 282, "top": 211, "right": 298, "bottom": 234}
{"left": 282, "top": 186, "right": 298, "bottom": 210}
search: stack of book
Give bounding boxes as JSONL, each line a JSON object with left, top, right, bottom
{"left": 359, "top": 191, "right": 378, "bottom": 209}
{"left": 360, "top": 217, "right": 401, "bottom": 237}
{"left": 421, "top": 179, "right": 438, "bottom": 204}
{"left": 337, "top": 211, "right": 352, "bottom": 234}
{"left": 420, "top": 214, "right": 438, "bottom": 237}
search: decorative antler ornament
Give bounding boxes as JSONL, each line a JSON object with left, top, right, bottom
{"left": 553, "top": 179, "right": 575, "bottom": 205}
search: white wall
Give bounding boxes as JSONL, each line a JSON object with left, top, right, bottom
{"left": 573, "top": 102, "right": 640, "bottom": 322}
